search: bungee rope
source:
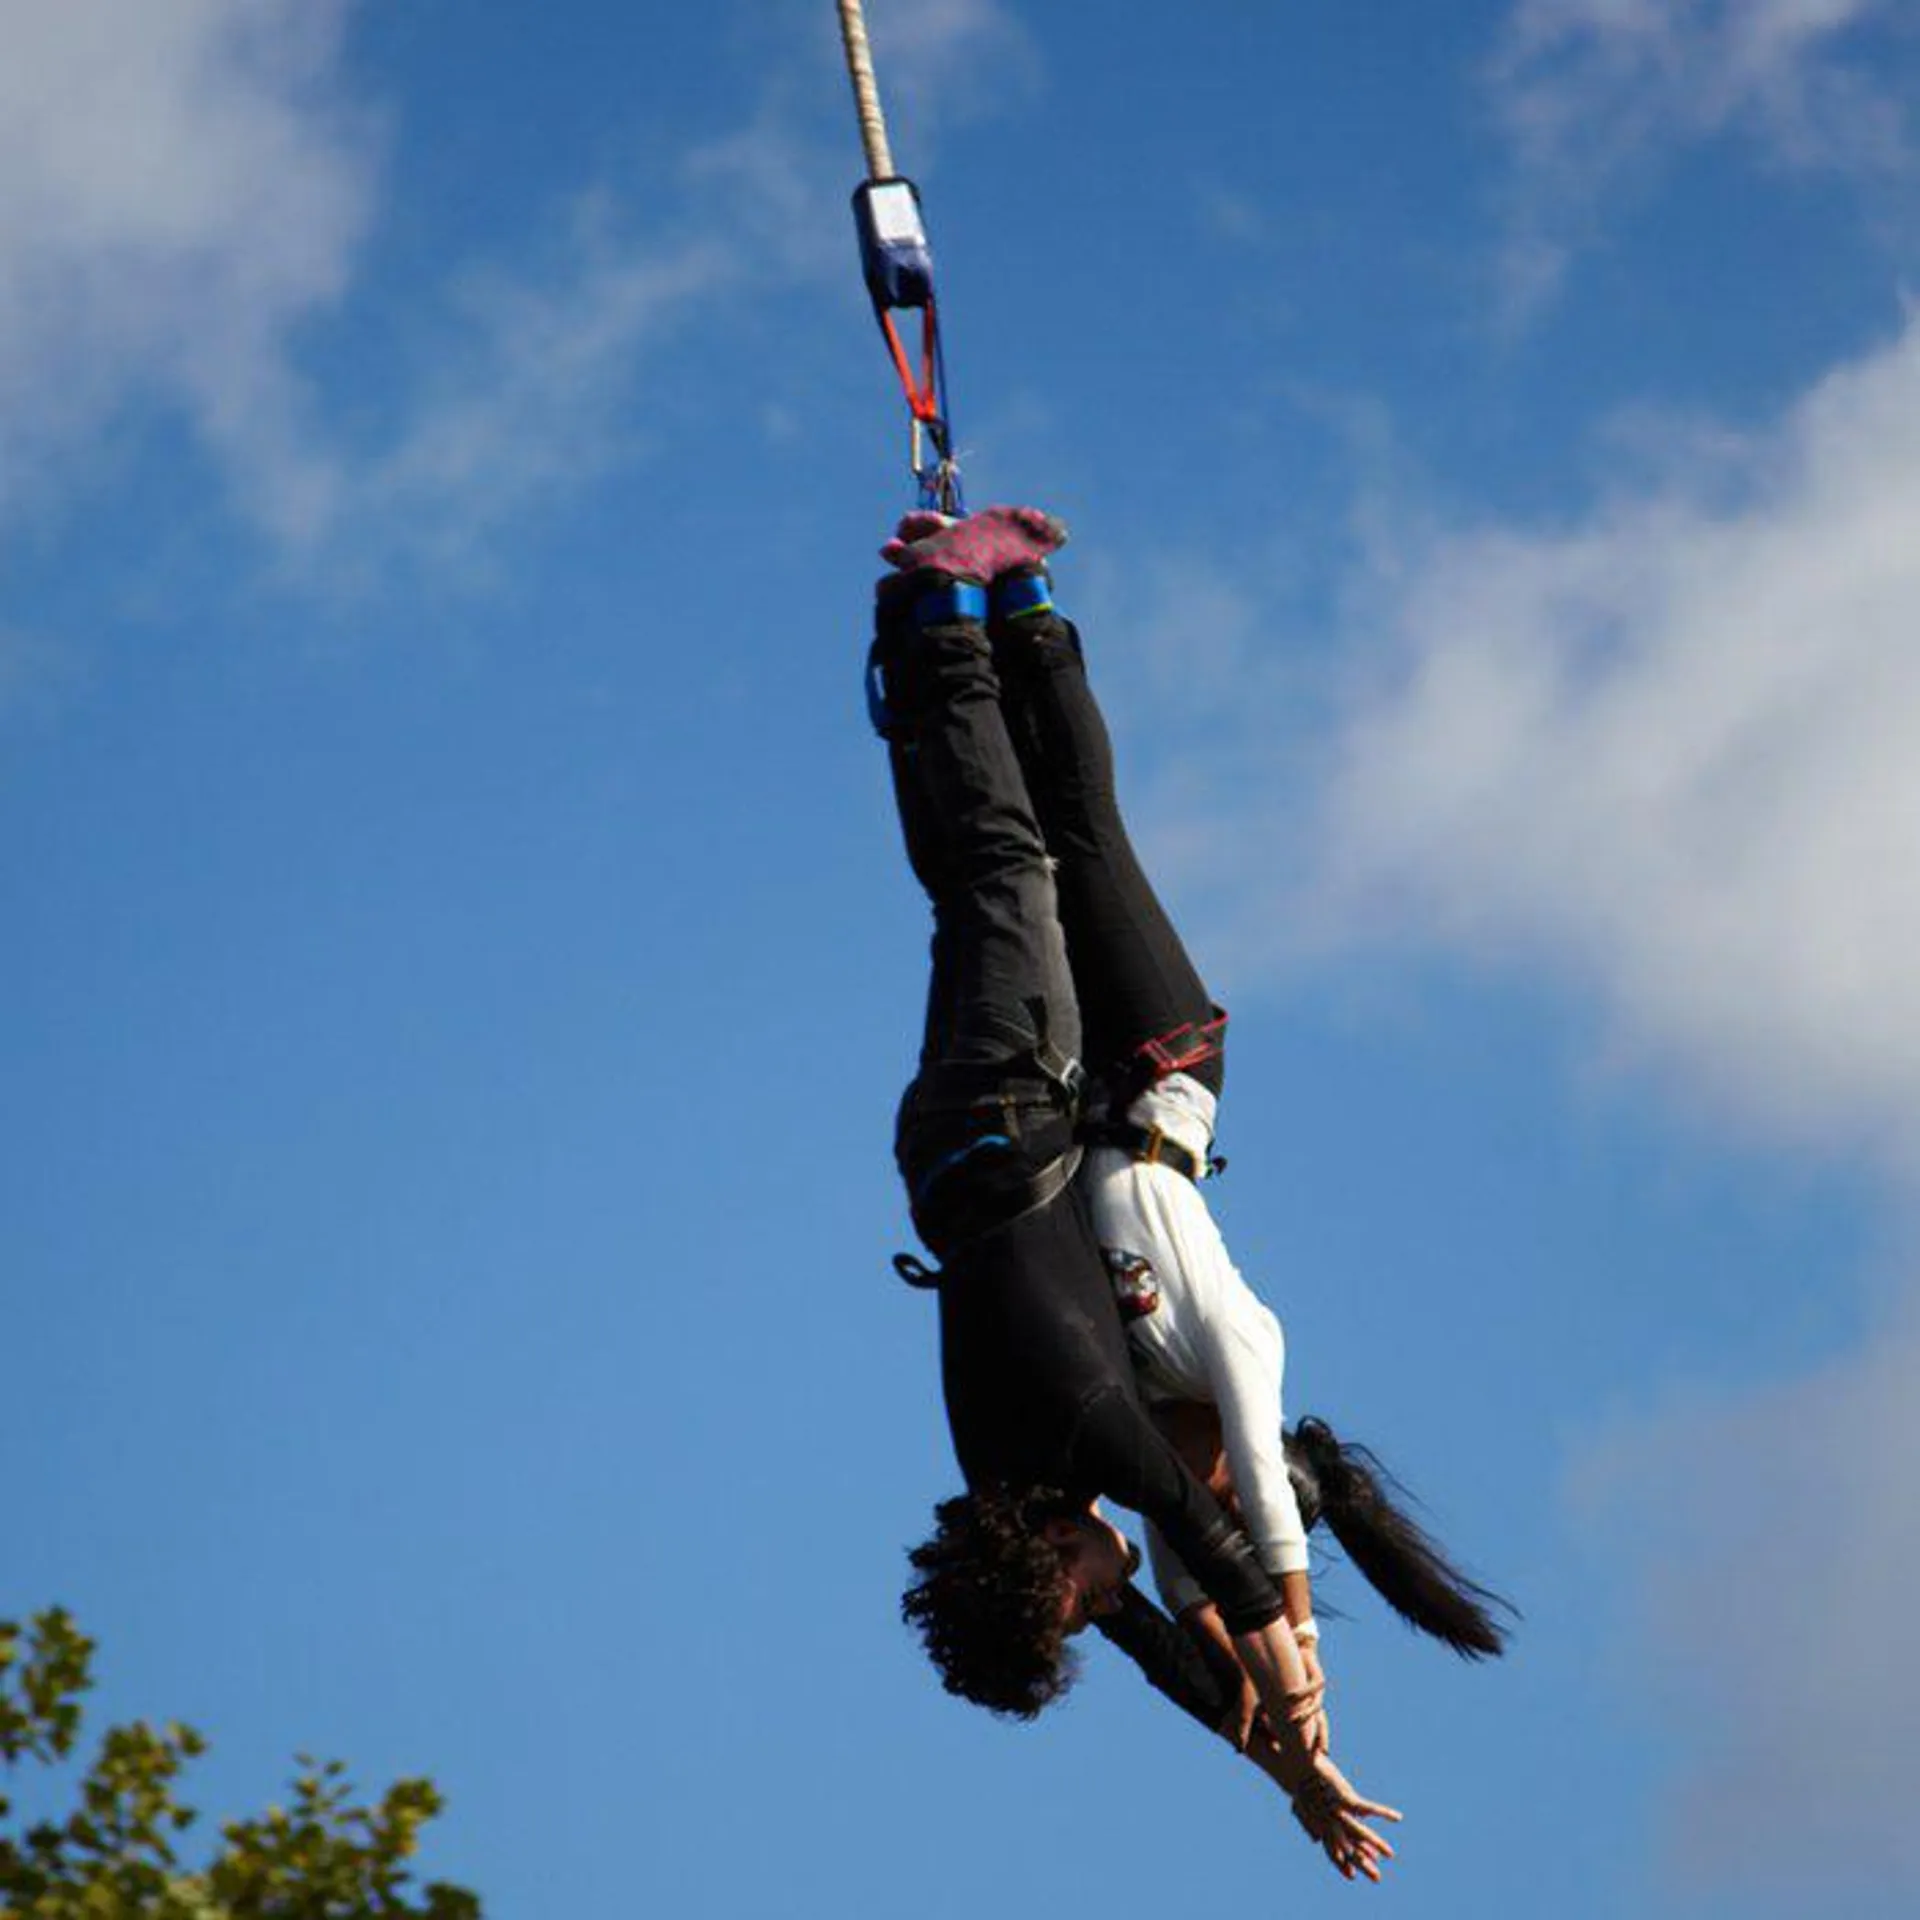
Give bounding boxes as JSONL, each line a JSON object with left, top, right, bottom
{"left": 836, "top": 0, "right": 965, "bottom": 515}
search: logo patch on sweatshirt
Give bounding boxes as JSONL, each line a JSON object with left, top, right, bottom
{"left": 1102, "top": 1246, "right": 1160, "bottom": 1321}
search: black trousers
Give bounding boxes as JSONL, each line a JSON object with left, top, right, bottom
{"left": 992, "top": 610, "right": 1224, "bottom": 1101}
{"left": 876, "top": 592, "right": 1219, "bottom": 1252}
{"left": 876, "top": 602, "right": 1081, "bottom": 1254}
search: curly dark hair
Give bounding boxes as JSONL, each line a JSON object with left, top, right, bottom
{"left": 900, "top": 1486, "right": 1082, "bottom": 1719}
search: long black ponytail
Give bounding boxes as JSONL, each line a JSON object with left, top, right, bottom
{"left": 1284, "top": 1417, "right": 1514, "bottom": 1659}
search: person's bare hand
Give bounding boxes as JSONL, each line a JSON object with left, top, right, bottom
{"left": 1254, "top": 1737, "right": 1400, "bottom": 1884}
{"left": 1291, "top": 1754, "right": 1400, "bottom": 1882}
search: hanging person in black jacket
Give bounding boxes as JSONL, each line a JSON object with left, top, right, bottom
{"left": 868, "top": 504, "right": 1397, "bottom": 1880}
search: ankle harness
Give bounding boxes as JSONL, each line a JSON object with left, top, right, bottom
{"left": 910, "top": 579, "right": 988, "bottom": 627}
{"left": 991, "top": 572, "right": 1055, "bottom": 621}
{"left": 865, "top": 580, "right": 991, "bottom": 738}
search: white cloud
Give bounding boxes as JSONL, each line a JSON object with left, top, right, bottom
{"left": 283, "top": 208, "right": 737, "bottom": 580}
{"left": 864, "top": 0, "right": 1039, "bottom": 145}
{"left": 0, "top": 0, "right": 372, "bottom": 527}
{"left": 1489, "top": 0, "right": 1912, "bottom": 315}
{"left": 1217, "top": 311, "right": 1920, "bottom": 1901}
{"left": 1301, "top": 312, "right": 1920, "bottom": 1170}
{"left": 0, "top": 1, "right": 740, "bottom": 572}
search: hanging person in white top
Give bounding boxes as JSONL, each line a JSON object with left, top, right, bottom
{"left": 888, "top": 505, "right": 1512, "bottom": 1766}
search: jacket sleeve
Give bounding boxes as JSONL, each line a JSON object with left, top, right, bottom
{"left": 1159, "top": 1189, "right": 1310, "bottom": 1578}
{"left": 1072, "top": 1384, "right": 1285, "bottom": 1634}
{"left": 1095, "top": 1585, "right": 1240, "bottom": 1739}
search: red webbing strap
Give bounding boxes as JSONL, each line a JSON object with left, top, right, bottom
{"left": 878, "top": 301, "right": 945, "bottom": 425}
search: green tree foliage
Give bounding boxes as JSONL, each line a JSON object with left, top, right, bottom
{"left": 1, "top": 1610, "right": 481, "bottom": 1920}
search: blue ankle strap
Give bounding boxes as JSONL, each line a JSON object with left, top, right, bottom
{"left": 991, "top": 572, "right": 1054, "bottom": 621}
{"left": 913, "top": 581, "right": 988, "bottom": 628}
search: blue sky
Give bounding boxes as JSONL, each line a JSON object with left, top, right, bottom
{"left": 7, "top": 3, "right": 1920, "bottom": 1915}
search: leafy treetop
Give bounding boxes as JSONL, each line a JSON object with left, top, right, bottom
{"left": 1, "top": 1608, "right": 481, "bottom": 1920}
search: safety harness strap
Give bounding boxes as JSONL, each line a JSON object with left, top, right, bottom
{"left": 991, "top": 570, "right": 1056, "bottom": 622}
{"left": 1079, "top": 1119, "right": 1225, "bottom": 1186}
{"left": 891, "top": 1136, "right": 1083, "bottom": 1287}
{"left": 1133, "top": 1010, "right": 1228, "bottom": 1080}
{"left": 909, "top": 996, "right": 1082, "bottom": 1113}
{"left": 898, "top": 1140, "right": 1085, "bottom": 1280}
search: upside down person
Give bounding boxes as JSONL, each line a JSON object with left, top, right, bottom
{"left": 867, "top": 504, "right": 1397, "bottom": 1879}
{"left": 907, "top": 513, "right": 1512, "bottom": 1739}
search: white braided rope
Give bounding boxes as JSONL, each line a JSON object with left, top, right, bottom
{"left": 836, "top": 0, "right": 896, "bottom": 180}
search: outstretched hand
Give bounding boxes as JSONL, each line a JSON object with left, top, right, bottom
{"left": 1286, "top": 1752, "right": 1402, "bottom": 1884}
{"left": 1244, "top": 1728, "right": 1401, "bottom": 1884}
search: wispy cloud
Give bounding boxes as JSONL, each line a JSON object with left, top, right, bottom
{"left": 1487, "top": 0, "right": 1913, "bottom": 318}
{"left": 864, "top": 0, "right": 1040, "bottom": 148}
{"left": 364, "top": 229, "right": 733, "bottom": 563}
{"left": 0, "top": 0, "right": 741, "bottom": 576}
{"left": 255, "top": 207, "right": 739, "bottom": 581}
{"left": 1305, "top": 313, "right": 1920, "bottom": 1169}
{"left": 1229, "top": 312, "right": 1920, "bottom": 1900}
{"left": 0, "top": 0, "right": 372, "bottom": 529}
